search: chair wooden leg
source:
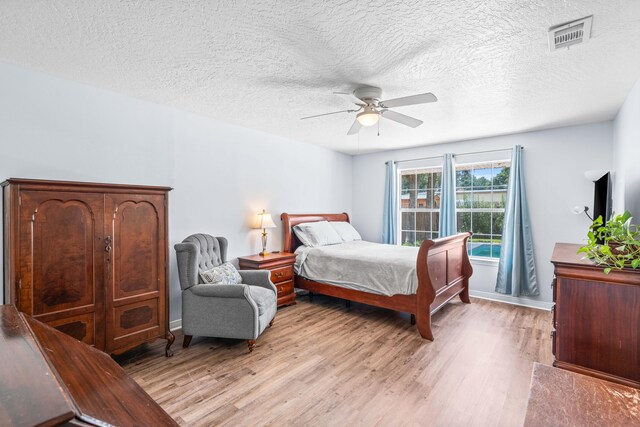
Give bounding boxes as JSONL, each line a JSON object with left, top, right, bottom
{"left": 182, "top": 335, "right": 193, "bottom": 348}
{"left": 345, "top": 300, "right": 351, "bottom": 309}
{"left": 247, "top": 339, "right": 256, "bottom": 353}
{"left": 269, "top": 319, "right": 274, "bottom": 327}
{"left": 410, "top": 314, "right": 416, "bottom": 325}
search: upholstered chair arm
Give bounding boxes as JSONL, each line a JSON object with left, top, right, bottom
{"left": 183, "top": 285, "right": 260, "bottom": 339}
{"left": 174, "top": 242, "right": 199, "bottom": 290}
{"left": 190, "top": 284, "right": 251, "bottom": 299}
{"left": 239, "top": 270, "right": 277, "bottom": 295}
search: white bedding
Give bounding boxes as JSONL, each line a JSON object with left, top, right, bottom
{"left": 294, "top": 240, "right": 420, "bottom": 296}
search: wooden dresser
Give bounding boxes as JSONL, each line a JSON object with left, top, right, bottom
{"left": 0, "top": 305, "right": 177, "bottom": 426}
{"left": 238, "top": 252, "right": 297, "bottom": 307}
{"left": 2, "top": 178, "right": 174, "bottom": 356}
{"left": 551, "top": 243, "right": 640, "bottom": 388}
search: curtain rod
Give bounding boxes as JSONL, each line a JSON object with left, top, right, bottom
{"left": 386, "top": 154, "right": 443, "bottom": 165}
{"left": 385, "top": 147, "right": 521, "bottom": 165}
{"left": 454, "top": 147, "right": 520, "bottom": 157}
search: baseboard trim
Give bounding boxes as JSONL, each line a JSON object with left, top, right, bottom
{"left": 469, "top": 290, "right": 553, "bottom": 311}
{"left": 169, "top": 319, "right": 182, "bottom": 332}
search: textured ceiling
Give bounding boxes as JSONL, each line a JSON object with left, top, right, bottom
{"left": 1, "top": 1, "right": 639, "bottom": 154}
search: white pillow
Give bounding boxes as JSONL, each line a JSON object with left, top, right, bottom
{"left": 330, "top": 221, "right": 362, "bottom": 242}
{"left": 293, "top": 221, "right": 343, "bottom": 247}
{"left": 200, "top": 262, "right": 242, "bottom": 285}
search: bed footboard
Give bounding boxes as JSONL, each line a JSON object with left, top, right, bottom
{"left": 415, "top": 232, "right": 473, "bottom": 340}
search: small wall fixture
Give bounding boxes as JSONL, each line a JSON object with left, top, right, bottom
{"left": 572, "top": 205, "right": 593, "bottom": 221}
{"left": 254, "top": 209, "right": 277, "bottom": 256}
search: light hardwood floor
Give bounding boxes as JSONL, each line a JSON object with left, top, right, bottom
{"left": 118, "top": 295, "right": 553, "bottom": 426}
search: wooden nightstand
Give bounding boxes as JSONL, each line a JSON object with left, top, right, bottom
{"left": 238, "top": 252, "right": 297, "bottom": 308}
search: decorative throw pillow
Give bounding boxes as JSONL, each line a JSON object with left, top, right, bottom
{"left": 330, "top": 221, "right": 362, "bottom": 242}
{"left": 293, "top": 221, "right": 343, "bottom": 247}
{"left": 200, "top": 262, "right": 242, "bottom": 285}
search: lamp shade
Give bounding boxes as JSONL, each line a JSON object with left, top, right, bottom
{"left": 356, "top": 107, "right": 379, "bottom": 127}
{"left": 256, "top": 210, "right": 276, "bottom": 229}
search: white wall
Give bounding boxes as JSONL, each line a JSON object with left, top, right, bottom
{"left": 352, "top": 122, "right": 614, "bottom": 306}
{"left": 0, "top": 60, "right": 623, "bottom": 315}
{"left": 612, "top": 79, "right": 640, "bottom": 218}
{"left": 0, "top": 63, "right": 352, "bottom": 322}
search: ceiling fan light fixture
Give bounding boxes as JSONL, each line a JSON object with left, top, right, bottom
{"left": 356, "top": 108, "right": 379, "bottom": 127}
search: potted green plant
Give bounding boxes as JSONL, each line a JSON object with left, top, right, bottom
{"left": 578, "top": 211, "right": 640, "bottom": 274}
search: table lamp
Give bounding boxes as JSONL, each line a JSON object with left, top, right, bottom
{"left": 255, "top": 209, "right": 276, "bottom": 256}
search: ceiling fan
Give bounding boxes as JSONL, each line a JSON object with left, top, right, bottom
{"left": 300, "top": 86, "right": 437, "bottom": 135}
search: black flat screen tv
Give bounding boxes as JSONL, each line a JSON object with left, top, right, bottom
{"left": 593, "top": 172, "right": 612, "bottom": 224}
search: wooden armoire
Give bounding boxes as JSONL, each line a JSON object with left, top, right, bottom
{"left": 2, "top": 178, "right": 174, "bottom": 356}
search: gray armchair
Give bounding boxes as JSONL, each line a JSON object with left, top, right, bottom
{"left": 174, "top": 234, "right": 277, "bottom": 352}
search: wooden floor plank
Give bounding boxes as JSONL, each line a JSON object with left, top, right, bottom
{"left": 117, "top": 296, "right": 552, "bottom": 426}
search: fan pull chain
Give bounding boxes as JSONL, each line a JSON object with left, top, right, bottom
{"left": 377, "top": 118, "right": 380, "bottom": 137}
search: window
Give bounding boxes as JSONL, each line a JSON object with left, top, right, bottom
{"left": 455, "top": 161, "right": 510, "bottom": 259}
{"left": 399, "top": 167, "right": 442, "bottom": 246}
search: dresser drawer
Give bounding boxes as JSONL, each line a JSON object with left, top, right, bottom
{"left": 270, "top": 265, "right": 294, "bottom": 283}
{"left": 275, "top": 280, "right": 294, "bottom": 296}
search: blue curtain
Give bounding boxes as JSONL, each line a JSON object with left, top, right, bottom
{"left": 496, "top": 145, "right": 539, "bottom": 296}
{"left": 382, "top": 161, "right": 397, "bottom": 244}
{"left": 439, "top": 153, "right": 457, "bottom": 237}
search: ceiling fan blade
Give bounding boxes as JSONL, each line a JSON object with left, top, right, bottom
{"left": 347, "top": 119, "right": 362, "bottom": 135}
{"left": 301, "top": 109, "right": 356, "bottom": 120}
{"left": 381, "top": 110, "right": 423, "bottom": 128}
{"left": 334, "top": 91, "right": 366, "bottom": 106}
{"left": 380, "top": 93, "right": 437, "bottom": 108}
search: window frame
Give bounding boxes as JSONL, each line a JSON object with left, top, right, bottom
{"left": 455, "top": 159, "right": 511, "bottom": 261}
{"left": 396, "top": 166, "right": 443, "bottom": 247}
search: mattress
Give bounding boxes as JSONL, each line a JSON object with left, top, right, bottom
{"left": 294, "top": 240, "right": 419, "bottom": 296}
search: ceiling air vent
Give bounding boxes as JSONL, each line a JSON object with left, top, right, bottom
{"left": 548, "top": 15, "right": 593, "bottom": 51}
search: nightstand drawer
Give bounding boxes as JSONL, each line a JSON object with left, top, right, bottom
{"left": 270, "top": 265, "right": 293, "bottom": 284}
{"left": 275, "top": 280, "right": 294, "bottom": 296}
{"left": 237, "top": 252, "right": 297, "bottom": 308}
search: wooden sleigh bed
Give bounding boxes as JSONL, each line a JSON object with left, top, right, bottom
{"left": 281, "top": 212, "right": 473, "bottom": 340}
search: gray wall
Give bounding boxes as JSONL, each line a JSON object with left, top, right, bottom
{"left": 0, "top": 63, "right": 353, "bottom": 322}
{"left": 351, "top": 122, "right": 613, "bottom": 307}
{"left": 613, "top": 79, "right": 640, "bottom": 218}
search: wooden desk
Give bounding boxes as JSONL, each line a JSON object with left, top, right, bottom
{"left": 525, "top": 363, "right": 640, "bottom": 426}
{"left": 0, "top": 304, "right": 177, "bottom": 426}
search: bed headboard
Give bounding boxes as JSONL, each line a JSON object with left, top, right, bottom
{"left": 280, "top": 212, "right": 350, "bottom": 253}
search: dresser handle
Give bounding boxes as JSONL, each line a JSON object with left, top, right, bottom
{"left": 275, "top": 272, "right": 283, "bottom": 277}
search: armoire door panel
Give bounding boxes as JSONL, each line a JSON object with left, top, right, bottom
{"left": 104, "top": 193, "right": 166, "bottom": 352}
{"left": 18, "top": 191, "right": 105, "bottom": 348}
{"left": 114, "top": 299, "right": 160, "bottom": 338}
{"left": 47, "top": 313, "right": 96, "bottom": 346}
{"left": 108, "top": 198, "right": 161, "bottom": 299}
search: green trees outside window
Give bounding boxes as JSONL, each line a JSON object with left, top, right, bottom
{"left": 398, "top": 161, "right": 510, "bottom": 259}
